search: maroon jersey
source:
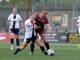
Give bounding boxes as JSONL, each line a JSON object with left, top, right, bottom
{"left": 35, "top": 14, "right": 49, "bottom": 33}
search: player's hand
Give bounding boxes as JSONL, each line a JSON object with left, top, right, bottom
{"left": 32, "top": 21, "right": 36, "bottom": 24}
{"left": 47, "top": 28, "right": 53, "bottom": 33}
{"left": 33, "top": 24, "right": 38, "bottom": 29}
{"left": 33, "top": 24, "right": 41, "bottom": 29}
{"left": 20, "top": 27, "right": 25, "bottom": 32}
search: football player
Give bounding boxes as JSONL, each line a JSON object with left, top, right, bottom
{"left": 8, "top": 7, "right": 22, "bottom": 50}
{"left": 14, "top": 14, "right": 47, "bottom": 55}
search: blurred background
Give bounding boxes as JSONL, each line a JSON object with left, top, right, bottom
{"left": 0, "top": 0, "right": 80, "bottom": 43}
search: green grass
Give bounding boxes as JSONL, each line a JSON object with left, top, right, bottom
{"left": 0, "top": 42, "right": 80, "bottom": 60}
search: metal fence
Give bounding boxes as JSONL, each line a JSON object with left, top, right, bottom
{"left": 0, "top": 0, "right": 80, "bottom": 42}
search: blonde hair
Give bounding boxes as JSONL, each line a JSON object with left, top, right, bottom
{"left": 40, "top": 10, "right": 48, "bottom": 14}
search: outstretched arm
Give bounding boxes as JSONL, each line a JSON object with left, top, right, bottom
{"left": 46, "top": 24, "right": 52, "bottom": 33}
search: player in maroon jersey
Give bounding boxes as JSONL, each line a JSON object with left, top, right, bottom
{"left": 30, "top": 10, "right": 52, "bottom": 55}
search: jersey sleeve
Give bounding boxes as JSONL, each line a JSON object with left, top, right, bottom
{"left": 8, "top": 15, "right": 11, "bottom": 21}
{"left": 25, "top": 20, "right": 33, "bottom": 28}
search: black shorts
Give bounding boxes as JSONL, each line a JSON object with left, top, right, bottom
{"left": 9, "top": 28, "right": 19, "bottom": 34}
{"left": 26, "top": 35, "right": 38, "bottom": 43}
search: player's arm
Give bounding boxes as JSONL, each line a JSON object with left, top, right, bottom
{"left": 32, "top": 21, "right": 41, "bottom": 29}
{"left": 20, "top": 21, "right": 24, "bottom": 28}
{"left": 76, "top": 20, "right": 79, "bottom": 27}
{"left": 45, "top": 16, "right": 52, "bottom": 33}
{"left": 18, "top": 15, "right": 24, "bottom": 28}
{"left": 7, "top": 15, "right": 11, "bottom": 27}
{"left": 72, "top": 17, "right": 78, "bottom": 20}
{"left": 73, "top": 16, "right": 80, "bottom": 20}
{"left": 46, "top": 24, "right": 52, "bottom": 33}
{"left": 46, "top": 24, "right": 52, "bottom": 30}
{"left": 20, "top": 21, "right": 25, "bottom": 33}
{"left": 33, "top": 24, "right": 41, "bottom": 29}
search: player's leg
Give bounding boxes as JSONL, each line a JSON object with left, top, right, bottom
{"left": 14, "top": 28, "right": 20, "bottom": 49}
{"left": 30, "top": 34, "right": 48, "bottom": 55}
{"left": 29, "top": 41, "right": 35, "bottom": 55}
{"left": 35, "top": 38, "right": 48, "bottom": 55}
{"left": 10, "top": 33, "right": 14, "bottom": 50}
{"left": 29, "top": 35, "right": 38, "bottom": 55}
{"left": 29, "top": 34, "right": 39, "bottom": 55}
{"left": 14, "top": 37, "right": 31, "bottom": 55}
{"left": 39, "top": 31, "right": 50, "bottom": 50}
{"left": 15, "top": 34, "right": 20, "bottom": 48}
{"left": 14, "top": 42, "right": 28, "bottom": 55}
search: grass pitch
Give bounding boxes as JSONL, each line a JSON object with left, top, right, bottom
{"left": 0, "top": 42, "right": 80, "bottom": 60}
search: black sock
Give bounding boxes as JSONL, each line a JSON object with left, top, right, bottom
{"left": 10, "top": 38, "right": 14, "bottom": 44}
{"left": 14, "top": 48, "right": 21, "bottom": 55}
{"left": 16, "top": 39, "right": 19, "bottom": 47}
{"left": 40, "top": 46, "right": 48, "bottom": 55}
{"left": 44, "top": 42, "right": 50, "bottom": 50}
{"left": 40, "top": 46, "right": 45, "bottom": 52}
{"left": 30, "top": 43, "right": 35, "bottom": 53}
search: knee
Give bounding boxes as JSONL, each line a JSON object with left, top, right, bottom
{"left": 15, "top": 34, "right": 19, "bottom": 39}
{"left": 21, "top": 42, "right": 27, "bottom": 49}
{"left": 10, "top": 33, "right": 14, "bottom": 38}
{"left": 21, "top": 44, "right": 26, "bottom": 49}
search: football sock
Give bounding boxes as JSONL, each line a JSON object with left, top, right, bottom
{"left": 44, "top": 42, "right": 50, "bottom": 50}
{"left": 40, "top": 46, "right": 45, "bottom": 52}
{"left": 14, "top": 48, "right": 21, "bottom": 55}
{"left": 11, "top": 38, "right": 14, "bottom": 44}
{"left": 16, "top": 39, "right": 19, "bottom": 48}
{"left": 40, "top": 46, "right": 48, "bottom": 55}
{"left": 30, "top": 43, "right": 35, "bottom": 54}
